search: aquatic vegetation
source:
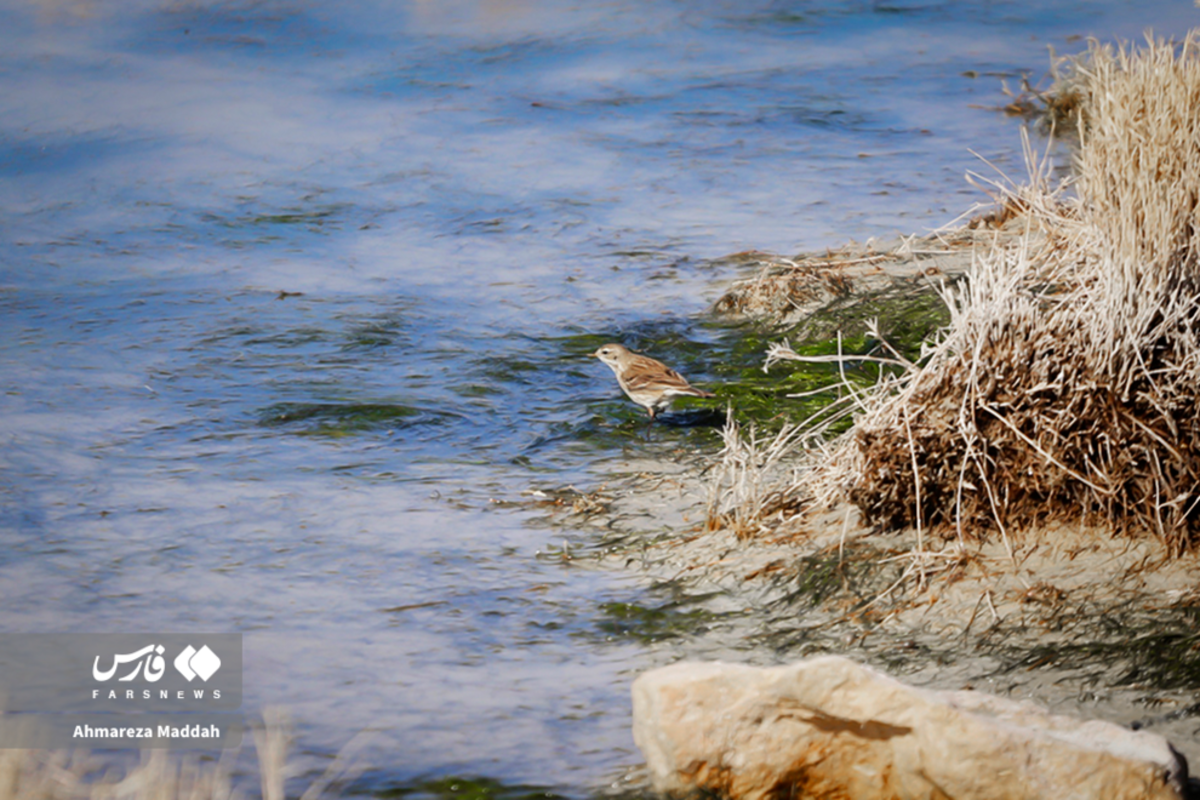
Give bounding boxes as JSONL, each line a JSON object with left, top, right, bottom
{"left": 593, "top": 595, "right": 731, "bottom": 644}
{"left": 376, "top": 776, "right": 567, "bottom": 800}
{"left": 983, "top": 604, "right": 1200, "bottom": 693}
{"left": 259, "top": 402, "right": 452, "bottom": 435}
{"left": 769, "top": 544, "right": 887, "bottom": 610}
{"left": 706, "top": 254, "right": 956, "bottom": 436}
{"left": 559, "top": 288, "right": 946, "bottom": 442}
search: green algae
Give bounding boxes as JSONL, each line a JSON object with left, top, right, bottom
{"left": 751, "top": 544, "right": 908, "bottom": 658}
{"left": 703, "top": 278, "right": 952, "bottom": 432}
{"left": 544, "top": 276, "right": 950, "bottom": 447}
{"left": 259, "top": 401, "right": 452, "bottom": 435}
{"left": 593, "top": 591, "right": 735, "bottom": 644}
{"left": 987, "top": 604, "right": 1200, "bottom": 692}
{"left": 375, "top": 776, "right": 567, "bottom": 800}
{"left": 341, "top": 318, "right": 408, "bottom": 350}
{"left": 771, "top": 544, "right": 887, "bottom": 610}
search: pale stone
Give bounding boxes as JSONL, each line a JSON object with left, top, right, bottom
{"left": 631, "top": 656, "right": 1187, "bottom": 800}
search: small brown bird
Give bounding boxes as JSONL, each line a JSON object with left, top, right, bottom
{"left": 591, "top": 343, "right": 714, "bottom": 420}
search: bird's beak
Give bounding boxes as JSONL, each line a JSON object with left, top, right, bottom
{"left": 589, "top": 349, "right": 602, "bottom": 358}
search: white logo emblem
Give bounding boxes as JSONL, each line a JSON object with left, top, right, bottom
{"left": 174, "top": 645, "right": 222, "bottom": 681}
{"left": 92, "top": 644, "right": 222, "bottom": 683}
{"left": 92, "top": 644, "right": 167, "bottom": 682}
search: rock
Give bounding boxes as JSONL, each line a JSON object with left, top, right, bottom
{"left": 631, "top": 656, "right": 1187, "bottom": 800}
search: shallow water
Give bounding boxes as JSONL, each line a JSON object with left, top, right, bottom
{"left": 3, "top": 0, "right": 1199, "bottom": 794}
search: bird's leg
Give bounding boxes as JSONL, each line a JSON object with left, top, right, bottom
{"left": 641, "top": 406, "right": 657, "bottom": 438}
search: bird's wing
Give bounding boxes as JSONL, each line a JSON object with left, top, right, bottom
{"left": 625, "top": 358, "right": 698, "bottom": 393}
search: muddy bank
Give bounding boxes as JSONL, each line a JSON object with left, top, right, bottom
{"left": 568, "top": 452, "right": 1200, "bottom": 772}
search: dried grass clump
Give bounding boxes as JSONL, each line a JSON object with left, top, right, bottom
{"left": 0, "top": 748, "right": 237, "bottom": 800}
{"left": 0, "top": 710, "right": 363, "bottom": 800}
{"left": 705, "top": 410, "right": 808, "bottom": 539}
{"left": 797, "top": 32, "right": 1200, "bottom": 554}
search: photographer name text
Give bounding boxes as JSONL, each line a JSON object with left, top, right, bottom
{"left": 72, "top": 723, "right": 223, "bottom": 740}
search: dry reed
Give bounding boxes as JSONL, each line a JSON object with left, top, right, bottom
{"left": 705, "top": 409, "right": 808, "bottom": 538}
{"left": 0, "top": 710, "right": 364, "bottom": 800}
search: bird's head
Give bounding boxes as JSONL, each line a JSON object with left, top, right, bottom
{"left": 591, "top": 343, "right": 631, "bottom": 367}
